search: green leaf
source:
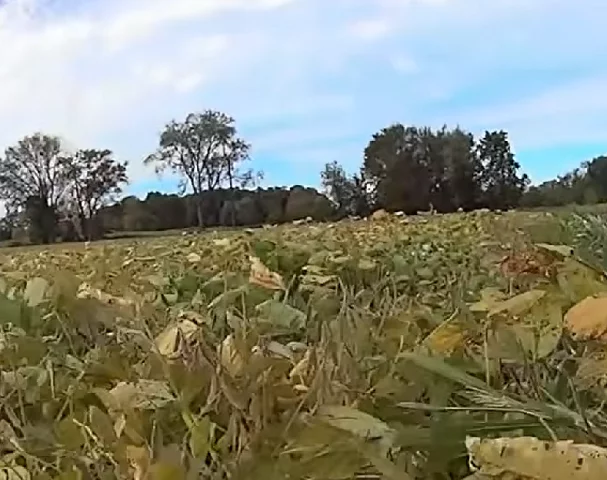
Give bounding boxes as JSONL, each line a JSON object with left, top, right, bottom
{"left": 488, "top": 289, "right": 546, "bottom": 317}
{"left": 316, "top": 405, "right": 397, "bottom": 457}
{"left": 89, "top": 405, "right": 117, "bottom": 445}
{"left": 208, "top": 285, "right": 248, "bottom": 310}
{"left": 299, "top": 450, "right": 364, "bottom": 480}
{"left": 189, "top": 416, "right": 212, "bottom": 459}
{"left": 0, "top": 293, "right": 23, "bottom": 326}
{"left": 255, "top": 299, "right": 307, "bottom": 329}
{"left": 149, "top": 462, "right": 186, "bottom": 480}
{"left": 398, "top": 352, "right": 490, "bottom": 392}
{"left": 55, "top": 416, "right": 86, "bottom": 450}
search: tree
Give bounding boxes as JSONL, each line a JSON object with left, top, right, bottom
{"left": 320, "top": 161, "right": 370, "bottom": 217}
{"left": 64, "top": 149, "right": 128, "bottom": 240}
{"left": 477, "top": 130, "right": 528, "bottom": 210}
{"left": 363, "top": 124, "right": 428, "bottom": 213}
{"left": 362, "top": 124, "right": 483, "bottom": 213}
{"left": 145, "top": 110, "right": 252, "bottom": 227}
{"left": 221, "top": 137, "right": 263, "bottom": 226}
{"left": 440, "top": 127, "right": 483, "bottom": 211}
{"left": 584, "top": 156, "right": 607, "bottom": 202}
{"left": 0, "top": 133, "right": 71, "bottom": 243}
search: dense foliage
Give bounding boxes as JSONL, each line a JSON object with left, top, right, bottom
{"left": 3, "top": 210, "right": 607, "bottom": 479}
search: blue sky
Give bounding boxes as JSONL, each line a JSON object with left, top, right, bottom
{"left": 0, "top": 0, "right": 606, "bottom": 201}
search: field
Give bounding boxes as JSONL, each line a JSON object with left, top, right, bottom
{"left": 2, "top": 210, "right": 607, "bottom": 479}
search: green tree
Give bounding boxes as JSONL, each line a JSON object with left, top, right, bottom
{"left": 320, "top": 161, "right": 370, "bottom": 217}
{"left": 64, "top": 149, "right": 128, "bottom": 240}
{"left": 0, "top": 133, "right": 71, "bottom": 243}
{"left": 363, "top": 124, "right": 429, "bottom": 213}
{"left": 361, "top": 124, "right": 483, "bottom": 213}
{"left": 584, "top": 156, "right": 607, "bottom": 202}
{"left": 477, "top": 130, "right": 528, "bottom": 209}
{"left": 441, "top": 127, "right": 483, "bottom": 211}
{"left": 144, "top": 110, "right": 251, "bottom": 227}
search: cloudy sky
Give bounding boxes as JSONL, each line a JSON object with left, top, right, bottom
{"left": 0, "top": 0, "right": 606, "bottom": 200}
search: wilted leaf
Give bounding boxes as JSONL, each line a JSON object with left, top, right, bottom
{"left": 187, "top": 252, "right": 202, "bottom": 263}
{"left": 575, "top": 354, "right": 607, "bottom": 390}
{"left": 358, "top": 258, "right": 376, "bottom": 270}
{"left": 0, "top": 464, "right": 31, "bottom": 480}
{"left": 109, "top": 380, "right": 175, "bottom": 410}
{"left": 316, "top": 405, "right": 396, "bottom": 455}
{"left": 218, "top": 334, "right": 245, "bottom": 377}
{"left": 23, "top": 277, "right": 48, "bottom": 306}
{"left": 127, "top": 445, "right": 151, "bottom": 480}
{"left": 488, "top": 289, "right": 546, "bottom": 317}
{"left": 423, "top": 315, "right": 466, "bottom": 355}
{"left": 536, "top": 243, "right": 574, "bottom": 259}
{"left": 249, "top": 255, "right": 285, "bottom": 290}
{"left": 466, "top": 436, "right": 607, "bottom": 479}
{"left": 565, "top": 294, "right": 607, "bottom": 341}
{"left": 154, "top": 319, "right": 198, "bottom": 357}
{"left": 469, "top": 287, "right": 508, "bottom": 313}
{"left": 213, "top": 238, "right": 231, "bottom": 247}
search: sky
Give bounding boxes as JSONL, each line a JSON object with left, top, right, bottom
{"left": 0, "top": 0, "right": 606, "bottom": 204}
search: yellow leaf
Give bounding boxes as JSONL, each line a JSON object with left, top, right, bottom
{"left": 469, "top": 287, "right": 507, "bottom": 313}
{"left": 535, "top": 243, "right": 574, "bottom": 259}
{"left": 213, "top": 238, "right": 231, "bottom": 247}
{"left": 423, "top": 315, "right": 466, "bottom": 355}
{"left": 248, "top": 256, "right": 285, "bottom": 290}
{"left": 23, "top": 277, "right": 48, "bottom": 307}
{"left": 217, "top": 334, "right": 245, "bottom": 377}
{"left": 126, "top": 445, "right": 151, "bottom": 480}
{"left": 109, "top": 380, "right": 175, "bottom": 410}
{"left": 565, "top": 294, "right": 607, "bottom": 341}
{"left": 154, "top": 319, "right": 198, "bottom": 357}
{"left": 187, "top": 252, "right": 201, "bottom": 263}
{"left": 466, "top": 436, "right": 607, "bottom": 479}
{"left": 0, "top": 465, "right": 31, "bottom": 480}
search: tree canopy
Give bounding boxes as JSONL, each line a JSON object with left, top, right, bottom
{"left": 144, "top": 110, "right": 258, "bottom": 227}
{"left": 0, "top": 134, "right": 128, "bottom": 243}
{"left": 1, "top": 110, "right": 606, "bottom": 246}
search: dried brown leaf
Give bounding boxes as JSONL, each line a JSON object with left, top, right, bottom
{"left": 466, "top": 436, "right": 607, "bottom": 479}
{"left": 565, "top": 294, "right": 607, "bottom": 341}
{"left": 248, "top": 255, "right": 285, "bottom": 290}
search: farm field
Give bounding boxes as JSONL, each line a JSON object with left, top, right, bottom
{"left": 2, "top": 209, "right": 607, "bottom": 479}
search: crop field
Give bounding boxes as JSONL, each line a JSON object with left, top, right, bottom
{"left": 2, "top": 210, "right": 607, "bottom": 479}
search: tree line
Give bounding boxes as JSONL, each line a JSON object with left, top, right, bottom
{"left": 0, "top": 109, "right": 606, "bottom": 245}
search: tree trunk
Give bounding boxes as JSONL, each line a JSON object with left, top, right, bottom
{"left": 196, "top": 195, "right": 204, "bottom": 229}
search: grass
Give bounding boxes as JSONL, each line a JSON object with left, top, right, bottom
{"left": 1, "top": 209, "right": 607, "bottom": 479}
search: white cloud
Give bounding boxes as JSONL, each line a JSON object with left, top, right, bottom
{"left": 0, "top": 0, "right": 605, "bottom": 208}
